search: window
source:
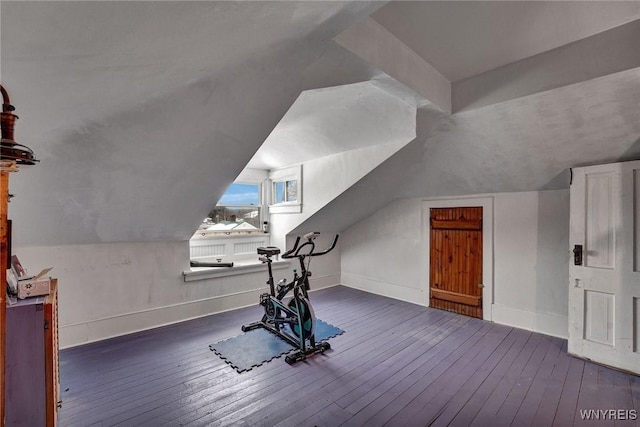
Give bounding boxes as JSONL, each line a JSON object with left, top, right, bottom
{"left": 190, "top": 180, "right": 269, "bottom": 266}
{"left": 269, "top": 165, "right": 302, "bottom": 214}
{"left": 198, "top": 183, "right": 263, "bottom": 236}
{"left": 274, "top": 180, "right": 298, "bottom": 204}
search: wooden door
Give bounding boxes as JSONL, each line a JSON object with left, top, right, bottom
{"left": 568, "top": 161, "right": 640, "bottom": 375}
{"left": 430, "top": 207, "right": 483, "bottom": 318}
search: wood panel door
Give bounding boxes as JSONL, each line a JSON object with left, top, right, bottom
{"left": 430, "top": 207, "right": 483, "bottom": 318}
{"left": 569, "top": 161, "right": 640, "bottom": 375}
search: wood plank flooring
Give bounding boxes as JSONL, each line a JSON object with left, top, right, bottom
{"left": 58, "top": 286, "right": 640, "bottom": 426}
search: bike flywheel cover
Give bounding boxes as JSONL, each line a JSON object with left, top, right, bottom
{"left": 287, "top": 296, "right": 315, "bottom": 340}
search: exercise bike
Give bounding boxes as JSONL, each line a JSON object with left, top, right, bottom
{"left": 242, "top": 232, "right": 339, "bottom": 364}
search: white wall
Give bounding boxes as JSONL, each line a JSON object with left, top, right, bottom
{"left": 341, "top": 197, "right": 425, "bottom": 303}
{"left": 16, "top": 188, "right": 568, "bottom": 348}
{"left": 16, "top": 142, "right": 393, "bottom": 349}
{"left": 491, "top": 190, "right": 570, "bottom": 337}
{"left": 266, "top": 142, "right": 408, "bottom": 296}
{"left": 341, "top": 189, "right": 570, "bottom": 338}
{"left": 269, "top": 140, "right": 409, "bottom": 250}
{"left": 14, "top": 240, "right": 332, "bottom": 348}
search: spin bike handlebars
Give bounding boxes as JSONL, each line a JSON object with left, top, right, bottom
{"left": 281, "top": 233, "right": 339, "bottom": 259}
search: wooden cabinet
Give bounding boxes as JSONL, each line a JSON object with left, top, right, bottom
{"left": 5, "top": 279, "right": 59, "bottom": 426}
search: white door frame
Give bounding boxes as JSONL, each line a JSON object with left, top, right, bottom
{"left": 422, "top": 196, "right": 494, "bottom": 321}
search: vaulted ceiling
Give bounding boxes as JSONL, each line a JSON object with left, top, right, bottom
{"left": 2, "top": 1, "right": 639, "bottom": 245}
{"left": 372, "top": 1, "right": 639, "bottom": 82}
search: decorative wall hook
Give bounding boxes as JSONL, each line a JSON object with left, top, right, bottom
{"left": 1, "top": 84, "right": 38, "bottom": 165}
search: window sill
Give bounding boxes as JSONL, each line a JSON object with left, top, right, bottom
{"left": 183, "top": 260, "right": 290, "bottom": 282}
{"left": 269, "top": 204, "right": 302, "bottom": 214}
{"left": 191, "top": 231, "right": 269, "bottom": 240}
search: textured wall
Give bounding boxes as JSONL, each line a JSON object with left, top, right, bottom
{"left": 16, "top": 239, "right": 341, "bottom": 348}
{"left": 341, "top": 189, "right": 570, "bottom": 338}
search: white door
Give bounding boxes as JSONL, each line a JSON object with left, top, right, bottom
{"left": 568, "top": 160, "right": 640, "bottom": 374}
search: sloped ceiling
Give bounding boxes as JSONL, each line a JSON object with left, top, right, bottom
{"left": 2, "top": 1, "right": 639, "bottom": 246}
{"left": 297, "top": 68, "right": 640, "bottom": 234}
{"left": 247, "top": 80, "right": 420, "bottom": 170}
{"left": 371, "top": 1, "right": 640, "bottom": 82}
{"left": 2, "top": 1, "right": 384, "bottom": 245}
{"left": 296, "top": 2, "right": 640, "bottom": 234}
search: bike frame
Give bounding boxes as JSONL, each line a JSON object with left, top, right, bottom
{"left": 242, "top": 233, "right": 339, "bottom": 363}
{"left": 260, "top": 286, "right": 311, "bottom": 350}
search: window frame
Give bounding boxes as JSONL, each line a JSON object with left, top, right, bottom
{"left": 197, "top": 181, "right": 265, "bottom": 237}
{"left": 190, "top": 170, "right": 270, "bottom": 266}
{"left": 269, "top": 164, "right": 302, "bottom": 214}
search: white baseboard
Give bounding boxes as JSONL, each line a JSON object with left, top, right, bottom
{"left": 342, "top": 272, "right": 568, "bottom": 339}
{"left": 60, "top": 287, "right": 265, "bottom": 348}
{"left": 491, "top": 303, "right": 568, "bottom": 339}
{"left": 308, "top": 273, "right": 340, "bottom": 291}
{"left": 341, "top": 272, "right": 423, "bottom": 306}
{"left": 62, "top": 273, "right": 567, "bottom": 349}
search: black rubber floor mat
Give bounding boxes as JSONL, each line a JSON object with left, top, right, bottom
{"left": 209, "top": 319, "right": 344, "bottom": 373}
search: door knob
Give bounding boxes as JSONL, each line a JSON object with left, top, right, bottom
{"left": 573, "top": 245, "right": 583, "bottom": 266}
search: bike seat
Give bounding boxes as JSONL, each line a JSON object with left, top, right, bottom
{"left": 257, "top": 246, "right": 280, "bottom": 256}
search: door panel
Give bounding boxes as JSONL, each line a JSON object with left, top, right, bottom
{"left": 584, "top": 290, "right": 614, "bottom": 346}
{"left": 430, "top": 207, "right": 482, "bottom": 319}
{"left": 569, "top": 160, "right": 640, "bottom": 374}
{"left": 585, "top": 172, "right": 615, "bottom": 268}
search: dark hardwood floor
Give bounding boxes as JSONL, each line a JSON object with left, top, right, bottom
{"left": 58, "top": 286, "right": 640, "bottom": 426}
